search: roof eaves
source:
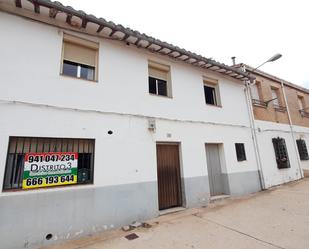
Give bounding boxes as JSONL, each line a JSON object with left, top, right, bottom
{"left": 241, "top": 64, "right": 309, "bottom": 94}
{"left": 10, "top": 0, "right": 255, "bottom": 82}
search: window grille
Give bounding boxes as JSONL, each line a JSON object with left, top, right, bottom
{"left": 296, "top": 139, "right": 309, "bottom": 160}
{"left": 3, "top": 137, "right": 95, "bottom": 190}
{"left": 235, "top": 143, "right": 246, "bottom": 161}
{"left": 272, "top": 137, "right": 290, "bottom": 169}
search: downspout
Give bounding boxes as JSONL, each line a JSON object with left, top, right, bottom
{"left": 242, "top": 65, "right": 266, "bottom": 190}
{"left": 280, "top": 81, "right": 304, "bottom": 178}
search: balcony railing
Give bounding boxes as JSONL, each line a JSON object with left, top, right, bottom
{"left": 300, "top": 110, "right": 309, "bottom": 118}
{"left": 252, "top": 99, "right": 267, "bottom": 108}
{"left": 273, "top": 104, "right": 287, "bottom": 112}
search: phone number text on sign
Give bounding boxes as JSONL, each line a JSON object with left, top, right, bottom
{"left": 22, "top": 152, "right": 78, "bottom": 189}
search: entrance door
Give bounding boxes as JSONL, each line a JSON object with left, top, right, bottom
{"left": 156, "top": 144, "right": 182, "bottom": 210}
{"left": 206, "top": 144, "right": 224, "bottom": 196}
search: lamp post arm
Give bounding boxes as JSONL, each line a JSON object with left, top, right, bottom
{"left": 251, "top": 61, "right": 268, "bottom": 74}
{"left": 265, "top": 97, "right": 278, "bottom": 106}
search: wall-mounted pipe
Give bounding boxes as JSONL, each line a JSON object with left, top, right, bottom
{"left": 243, "top": 65, "right": 266, "bottom": 190}
{"left": 280, "top": 81, "right": 304, "bottom": 178}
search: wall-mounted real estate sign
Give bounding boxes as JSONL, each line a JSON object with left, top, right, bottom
{"left": 22, "top": 152, "right": 78, "bottom": 189}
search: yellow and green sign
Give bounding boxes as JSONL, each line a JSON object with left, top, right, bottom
{"left": 23, "top": 152, "right": 78, "bottom": 189}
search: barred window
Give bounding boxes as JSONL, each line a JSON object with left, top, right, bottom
{"left": 296, "top": 139, "right": 309, "bottom": 160}
{"left": 235, "top": 143, "right": 246, "bottom": 161}
{"left": 272, "top": 137, "right": 290, "bottom": 169}
{"left": 3, "top": 137, "right": 95, "bottom": 190}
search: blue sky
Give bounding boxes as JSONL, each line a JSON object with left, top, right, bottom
{"left": 61, "top": 0, "right": 309, "bottom": 89}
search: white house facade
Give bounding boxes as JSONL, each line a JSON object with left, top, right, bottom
{"left": 0, "top": 1, "right": 308, "bottom": 249}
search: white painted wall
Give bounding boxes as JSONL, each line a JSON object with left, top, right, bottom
{"left": 0, "top": 12, "right": 260, "bottom": 196}
{"left": 254, "top": 120, "right": 303, "bottom": 188}
{"left": 0, "top": 103, "right": 257, "bottom": 192}
{"left": 0, "top": 12, "right": 251, "bottom": 126}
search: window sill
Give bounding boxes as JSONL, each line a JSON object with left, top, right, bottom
{"left": 206, "top": 103, "right": 222, "bottom": 108}
{"left": 60, "top": 73, "right": 98, "bottom": 83}
{"left": 149, "top": 93, "right": 173, "bottom": 99}
{"left": 300, "top": 110, "right": 309, "bottom": 118}
{"left": 252, "top": 103, "right": 267, "bottom": 109}
{"left": 274, "top": 108, "right": 287, "bottom": 113}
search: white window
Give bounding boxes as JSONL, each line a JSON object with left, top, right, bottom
{"left": 271, "top": 88, "right": 279, "bottom": 106}
{"left": 251, "top": 83, "right": 260, "bottom": 100}
{"left": 148, "top": 61, "right": 171, "bottom": 97}
{"left": 61, "top": 34, "right": 99, "bottom": 81}
{"left": 298, "top": 96, "right": 305, "bottom": 110}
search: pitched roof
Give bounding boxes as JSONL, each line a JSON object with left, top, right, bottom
{"left": 234, "top": 64, "right": 309, "bottom": 94}
{"left": 0, "top": 0, "right": 254, "bottom": 82}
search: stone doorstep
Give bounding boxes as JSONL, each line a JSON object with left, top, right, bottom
{"left": 209, "top": 194, "right": 231, "bottom": 203}
{"left": 159, "top": 206, "right": 186, "bottom": 216}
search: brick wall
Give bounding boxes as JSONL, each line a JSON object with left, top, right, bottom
{"left": 251, "top": 74, "right": 309, "bottom": 128}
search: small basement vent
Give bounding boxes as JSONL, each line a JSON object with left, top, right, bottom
{"left": 272, "top": 137, "right": 290, "bottom": 169}
{"left": 296, "top": 139, "right": 309, "bottom": 160}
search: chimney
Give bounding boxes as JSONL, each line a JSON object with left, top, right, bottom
{"left": 231, "top": 56, "right": 236, "bottom": 65}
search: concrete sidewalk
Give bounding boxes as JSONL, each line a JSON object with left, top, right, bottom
{"left": 43, "top": 178, "right": 309, "bottom": 249}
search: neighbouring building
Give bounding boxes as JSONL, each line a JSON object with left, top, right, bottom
{"left": 0, "top": 1, "right": 308, "bottom": 248}
{"left": 237, "top": 64, "right": 309, "bottom": 188}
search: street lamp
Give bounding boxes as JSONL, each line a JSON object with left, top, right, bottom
{"left": 251, "top": 53, "right": 282, "bottom": 73}
{"left": 248, "top": 53, "right": 282, "bottom": 87}
{"left": 244, "top": 53, "right": 283, "bottom": 190}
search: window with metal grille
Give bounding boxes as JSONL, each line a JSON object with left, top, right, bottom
{"left": 296, "top": 139, "right": 309, "bottom": 160}
{"left": 272, "top": 137, "right": 290, "bottom": 169}
{"left": 3, "top": 137, "right": 95, "bottom": 190}
{"left": 235, "top": 143, "right": 246, "bottom": 161}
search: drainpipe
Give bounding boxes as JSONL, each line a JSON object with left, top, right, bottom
{"left": 243, "top": 66, "right": 266, "bottom": 190}
{"left": 280, "top": 81, "right": 304, "bottom": 178}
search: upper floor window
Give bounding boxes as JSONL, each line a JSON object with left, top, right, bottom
{"left": 270, "top": 87, "right": 287, "bottom": 112}
{"left": 203, "top": 77, "right": 221, "bottom": 106}
{"left": 61, "top": 34, "right": 99, "bottom": 81}
{"left": 148, "top": 61, "right": 171, "bottom": 97}
{"left": 298, "top": 95, "right": 305, "bottom": 110}
{"left": 251, "top": 82, "right": 261, "bottom": 100}
{"left": 271, "top": 87, "right": 280, "bottom": 106}
{"left": 272, "top": 137, "right": 290, "bottom": 169}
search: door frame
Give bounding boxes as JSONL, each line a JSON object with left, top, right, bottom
{"left": 155, "top": 142, "right": 184, "bottom": 210}
{"left": 205, "top": 143, "right": 229, "bottom": 196}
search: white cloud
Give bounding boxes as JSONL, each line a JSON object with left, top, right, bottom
{"left": 60, "top": 0, "right": 309, "bottom": 89}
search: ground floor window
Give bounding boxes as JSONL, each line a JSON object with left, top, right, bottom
{"left": 272, "top": 137, "right": 290, "bottom": 169}
{"left": 235, "top": 143, "right": 246, "bottom": 161}
{"left": 3, "top": 137, "right": 95, "bottom": 190}
{"left": 296, "top": 139, "right": 309, "bottom": 160}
